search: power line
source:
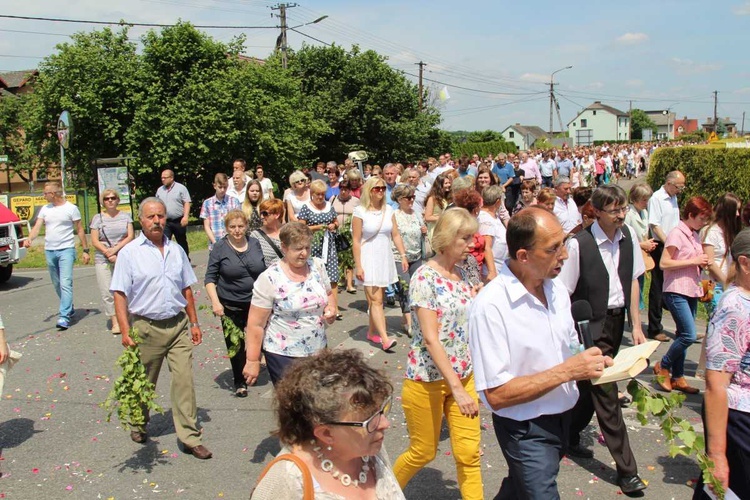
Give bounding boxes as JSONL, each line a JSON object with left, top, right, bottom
{"left": 0, "top": 14, "right": 276, "bottom": 29}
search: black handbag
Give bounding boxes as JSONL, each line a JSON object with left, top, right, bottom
{"left": 334, "top": 232, "right": 351, "bottom": 252}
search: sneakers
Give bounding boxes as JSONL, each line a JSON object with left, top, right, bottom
{"left": 56, "top": 319, "right": 70, "bottom": 330}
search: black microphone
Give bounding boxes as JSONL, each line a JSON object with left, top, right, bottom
{"left": 571, "top": 300, "right": 594, "bottom": 350}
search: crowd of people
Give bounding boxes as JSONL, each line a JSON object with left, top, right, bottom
{"left": 13, "top": 142, "right": 750, "bottom": 499}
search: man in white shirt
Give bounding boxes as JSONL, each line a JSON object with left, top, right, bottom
{"left": 24, "top": 181, "right": 90, "bottom": 329}
{"left": 552, "top": 176, "right": 581, "bottom": 234}
{"left": 469, "top": 207, "right": 611, "bottom": 499}
{"left": 227, "top": 169, "right": 248, "bottom": 203}
{"left": 254, "top": 164, "right": 275, "bottom": 199}
{"left": 646, "top": 170, "right": 685, "bottom": 342}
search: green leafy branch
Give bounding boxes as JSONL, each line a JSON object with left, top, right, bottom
{"left": 627, "top": 378, "right": 724, "bottom": 498}
{"left": 221, "top": 314, "right": 245, "bottom": 358}
{"left": 101, "top": 328, "right": 163, "bottom": 430}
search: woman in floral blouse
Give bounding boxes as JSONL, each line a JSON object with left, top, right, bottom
{"left": 393, "top": 208, "right": 483, "bottom": 500}
{"left": 243, "top": 222, "right": 336, "bottom": 386}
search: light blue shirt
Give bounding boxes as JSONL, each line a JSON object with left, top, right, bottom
{"left": 555, "top": 159, "right": 573, "bottom": 178}
{"left": 110, "top": 233, "right": 197, "bottom": 320}
{"left": 385, "top": 182, "right": 400, "bottom": 209}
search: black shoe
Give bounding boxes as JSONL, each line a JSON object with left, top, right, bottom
{"left": 386, "top": 296, "right": 396, "bottom": 306}
{"left": 617, "top": 475, "right": 647, "bottom": 495}
{"left": 130, "top": 430, "right": 147, "bottom": 444}
{"left": 566, "top": 443, "right": 594, "bottom": 459}
{"left": 619, "top": 395, "right": 632, "bottom": 408}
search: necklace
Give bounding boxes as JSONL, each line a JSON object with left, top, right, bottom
{"left": 311, "top": 440, "right": 370, "bottom": 487}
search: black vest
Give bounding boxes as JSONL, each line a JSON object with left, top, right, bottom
{"left": 570, "top": 224, "right": 633, "bottom": 340}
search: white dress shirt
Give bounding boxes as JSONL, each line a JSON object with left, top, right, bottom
{"left": 469, "top": 265, "right": 580, "bottom": 422}
{"left": 558, "top": 221, "right": 646, "bottom": 308}
{"left": 647, "top": 186, "right": 679, "bottom": 242}
{"left": 553, "top": 196, "right": 582, "bottom": 233}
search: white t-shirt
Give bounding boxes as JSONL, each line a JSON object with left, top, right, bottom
{"left": 258, "top": 177, "right": 274, "bottom": 199}
{"left": 38, "top": 202, "right": 81, "bottom": 251}
{"left": 477, "top": 210, "right": 507, "bottom": 275}
{"left": 703, "top": 224, "right": 732, "bottom": 276}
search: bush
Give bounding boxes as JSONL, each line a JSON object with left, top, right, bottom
{"left": 647, "top": 147, "right": 750, "bottom": 203}
{"left": 452, "top": 140, "right": 517, "bottom": 158}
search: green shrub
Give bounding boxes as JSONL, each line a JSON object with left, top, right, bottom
{"left": 452, "top": 140, "right": 517, "bottom": 158}
{"left": 647, "top": 147, "right": 750, "bottom": 203}
{"left": 593, "top": 139, "right": 633, "bottom": 146}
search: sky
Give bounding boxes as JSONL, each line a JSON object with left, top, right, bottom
{"left": 1, "top": 0, "right": 749, "bottom": 133}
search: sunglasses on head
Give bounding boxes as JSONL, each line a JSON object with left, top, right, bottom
{"left": 371, "top": 186, "right": 386, "bottom": 193}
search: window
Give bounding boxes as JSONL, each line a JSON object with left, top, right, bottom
{"left": 580, "top": 119, "right": 587, "bottom": 127}
{"left": 593, "top": 110, "right": 597, "bottom": 115}
{"left": 509, "top": 131, "right": 514, "bottom": 138}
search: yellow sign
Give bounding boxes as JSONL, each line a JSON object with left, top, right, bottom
{"left": 10, "top": 196, "right": 34, "bottom": 221}
{"left": 709, "top": 132, "right": 719, "bottom": 142}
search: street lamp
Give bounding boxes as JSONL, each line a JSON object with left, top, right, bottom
{"left": 289, "top": 15, "right": 328, "bottom": 30}
{"left": 549, "top": 65, "right": 573, "bottom": 135}
{"left": 279, "top": 14, "right": 328, "bottom": 69}
{"left": 662, "top": 102, "right": 678, "bottom": 140}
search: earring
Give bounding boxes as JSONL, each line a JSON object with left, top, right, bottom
{"left": 327, "top": 445, "right": 332, "bottom": 451}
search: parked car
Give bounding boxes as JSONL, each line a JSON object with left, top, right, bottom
{"left": 0, "top": 202, "right": 29, "bottom": 283}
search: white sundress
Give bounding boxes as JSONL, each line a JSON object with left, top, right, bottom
{"left": 353, "top": 205, "right": 398, "bottom": 287}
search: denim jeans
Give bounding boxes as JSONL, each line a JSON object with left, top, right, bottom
{"left": 45, "top": 247, "right": 76, "bottom": 322}
{"left": 661, "top": 292, "right": 698, "bottom": 379}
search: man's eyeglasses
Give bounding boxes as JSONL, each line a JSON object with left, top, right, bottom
{"left": 601, "top": 206, "right": 628, "bottom": 216}
{"left": 103, "top": 196, "right": 118, "bottom": 202}
{"left": 371, "top": 186, "right": 386, "bottom": 193}
{"left": 326, "top": 396, "right": 392, "bottom": 433}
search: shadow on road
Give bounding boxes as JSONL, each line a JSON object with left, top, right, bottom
{"left": 403, "top": 467, "right": 460, "bottom": 499}
{"left": 116, "top": 439, "right": 171, "bottom": 473}
{"left": 250, "top": 435, "right": 281, "bottom": 464}
{"left": 0, "top": 274, "right": 36, "bottom": 290}
{"left": 0, "top": 417, "right": 43, "bottom": 449}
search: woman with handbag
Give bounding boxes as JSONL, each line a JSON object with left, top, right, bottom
{"left": 251, "top": 349, "right": 404, "bottom": 500}
{"left": 90, "top": 189, "right": 134, "bottom": 334}
{"left": 205, "top": 210, "right": 266, "bottom": 397}
{"left": 250, "top": 199, "right": 285, "bottom": 267}
{"left": 624, "top": 183, "right": 657, "bottom": 310}
{"left": 331, "top": 179, "right": 360, "bottom": 294}
{"left": 391, "top": 184, "right": 426, "bottom": 334}
{"left": 353, "top": 177, "right": 408, "bottom": 352}
{"left": 298, "top": 180, "right": 342, "bottom": 320}
{"left": 653, "top": 196, "right": 713, "bottom": 394}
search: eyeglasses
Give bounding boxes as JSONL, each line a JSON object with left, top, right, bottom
{"left": 294, "top": 180, "right": 306, "bottom": 185}
{"left": 103, "top": 196, "right": 118, "bottom": 202}
{"left": 371, "top": 186, "right": 386, "bottom": 193}
{"left": 326, "top": 396, "right": 392, "bottom": 433}
{"left": 669, "top": 182, "right": 686, "bottom": 191}
{"left": 601, "top": 206, "right": 628, "bottom": 216}
{"left": 401, "top": 195, "right": 415, "bottom": 201}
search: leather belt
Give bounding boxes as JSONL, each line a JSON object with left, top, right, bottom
{"left": 607, "top": 307, "right": 625, "bottom": 316}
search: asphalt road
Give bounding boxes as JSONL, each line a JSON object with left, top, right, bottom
{"left": 0, "top": 180, "right": 705, "bottom": 500}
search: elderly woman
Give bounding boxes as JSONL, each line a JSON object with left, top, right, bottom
{"left": 478, "top": 186, "right": 508, "bottom": 276}
{"left": 393, "top": 208, "right": 483, "bottom": 500}
{"left": 205, "top": 210, "right": 266, "bottom": 397}
{"left": 331, "top": 179, "right": 360, "bottom": 294}
{"left": 298, "top": 180, "right": 342, "bottom": 320}
{"left": 512, "top": 180, "right": 537, "bottom": 216}
{"left": 391, "top": 184, "right": 426, "bottom": 334}
{"left": 346, "top": 169, "right": 364, "bottom": 199}
{"left": 353, "top": 177, "right": 408, "bottom": 352}
{"left": 242, "top": 180, "right": 265, "bottom": 232}
{"left": 653, "top": 196, "right": 713, "bottom": 394}
{"left": 625, "top": 183, "right": 657, "bottom": 309}
{"left": 243, "top": 222, "right": 336, "bottom": 386}
{"left": 250, "top": 199, "right": 285, "bottom": 267}
{"left": 695, "top": 228, "right": 750, "bottom": 500}
{"left": 90, "top": 189, "right": 134, "bottom": 333}
{"left": 285, "top": 170, "right": 311, "bottom": 222}
{"left": 252, "top": 349, "right": 404, "bottom": 500}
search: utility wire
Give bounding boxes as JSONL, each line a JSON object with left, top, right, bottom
{"left": 0, "top": 14, "right": 275, "bottom": 29}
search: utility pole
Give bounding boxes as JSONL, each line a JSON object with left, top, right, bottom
{"left": 742, "top": 111, "right": 746, "bottom": 136}
{"left": 415, "top": 61, "right": 426, "bottom": 112}
{"left": 549, "top": 79, "right": 554, "bottom": 136}
{"left": 713, "top": 90, "right": 718, "bottom": 130}
{"left": 628, "top": 100, "right": 633, "bottom": 141}
{"left": 272, "top": 3, "right": 297, "bottom": 69}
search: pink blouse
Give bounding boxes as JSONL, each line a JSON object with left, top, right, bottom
{"left": 663, "top": 221, "right": 703, "bottom": 298}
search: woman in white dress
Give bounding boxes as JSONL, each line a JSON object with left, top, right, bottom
{"left": 352, "top": 177, "right": 408, "bottom": 351}
{"left": 284, "top": 170, "right": 311, "bottom": 222}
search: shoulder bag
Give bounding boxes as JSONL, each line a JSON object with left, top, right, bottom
{"left": 252, "top": 453, "right": 313, "bottom": 500}
{"left": 255, "top": 230, "right": 284, "bottom": 260}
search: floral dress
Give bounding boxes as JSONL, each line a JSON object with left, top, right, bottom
{"left": 298, "top": 202, "right": 339, "bottom": 283}
{"left": 406, "top": 264, "right": 474, "bottom": 382}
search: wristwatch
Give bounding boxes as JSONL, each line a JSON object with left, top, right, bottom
{"left": 190, "top": 322, "right": 201, "bottom": 329}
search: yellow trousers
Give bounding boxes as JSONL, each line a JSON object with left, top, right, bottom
{"left": 393, "top": 375, "right": 483, "bottom": 500}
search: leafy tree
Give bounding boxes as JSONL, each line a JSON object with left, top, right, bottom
{"left": 631, "top": 109, "right": 657, "bottom": 140}
{"left": 288, "top": 44, "right": 444, "bottom": 163}
{"left": 29, "top": 27, "right": 140, "bottom": 187}
{"left": 466, "top": 130, "right": 503, "bottom": 143}
{"left": 0, "top": 92, "right": 42, "bottom": 183}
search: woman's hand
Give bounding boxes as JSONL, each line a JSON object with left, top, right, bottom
{"left": 103, "top": 247, "right": 115, "bottom": 258}
{"left": 694, "top": 253, "right": 710, "bottom": 267}
{"left": 453, "top": 386, "right": 479, "bottom": 418}
{"left": 401, "top": 259, "right": 409, "bottom": 273}
{"left": 327, "top": 223, "right": 336, "bottom": 232}
{"left": 211, "top": 301, "right": 225, "bottom": 317}
{"left": 107, "top": 254, "right": 117, "bottom": 263}
{"left": 355, "top": 265, "right": 365, "bottom": 282}
{"left": 470, "top": 282, "right": 484, "bottom": 298}
{"left": 243, "top": 360, "right": 261, "bottom": 386}
{"left": 708, "top": 453, "right": 730, "bottom": 494}
{"left": 323, "top": 306, "right": 336, "bottom": 325}
{"left": 640, "top": 238, "right": 657, "bottom": 253}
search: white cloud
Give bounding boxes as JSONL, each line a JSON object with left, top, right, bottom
{"left": 670, "top": 57, "right": 722, "bottom": 75}
{"left": 616, "top": 32, "right": 649, "bottom": 45}
{"left": 733, "top": 2, "right": 750, "bottom": 15}
{"left": 519, "top": 73, "right": 549, "bottom": 83}
{"left": 625, "top": 79, "right": 644, "bottom": 87}
{"left": 584, "top": 81, "right": 604, "bottom": 90}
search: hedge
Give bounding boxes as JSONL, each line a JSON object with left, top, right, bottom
{"left": 452, "top": 140, "right": 517, "bottom": 158}
{"left": 647, "top": 147, "right": 750, "bottom": 204}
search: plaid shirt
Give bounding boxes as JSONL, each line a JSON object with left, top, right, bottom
{"left": 200, "top": 195, "right": 241, "bottom": 241}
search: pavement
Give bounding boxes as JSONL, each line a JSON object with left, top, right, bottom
{"left": 0, "top": 175, "right": 706, "bottom": 499}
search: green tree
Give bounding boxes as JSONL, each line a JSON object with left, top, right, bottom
{"left": 631, "top": 109, "right": 657, "bottom": 140}
{"left": 466, "top": 130, "right": 503, "bottom": 142}
{"left": 288, "top": 44, "right": 444, "bottom": 163}
{"left": 0, "top": 92, "right": 43, "bottom": 183}
{"left": 29, "top": 27, "right": 140, "bottom": 187}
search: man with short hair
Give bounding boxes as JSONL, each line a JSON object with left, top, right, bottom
{"left": 558, "top": 185, "right": 648, "bottom": 495}
{"left": 539, "top": 152, "right": 556, "bottom": 187}
{"left": 155, "top": 169, "right": 192, "bottom": 258}
{"left": 520, "top": 151, "right": 541, "bottom": 186}
{"left": 200, "top": 173, "right": 240, "bottom": 248}
{"left": 431, "top": 155, "right": 453, "bottom": 179}
{"left": 647, "top": 170, "right": 685, "bottom": 342}
{"left": 555, "top": 151, "right": 573, "bottom": 179}
{"left": 254, "top": 164, "right": 274, "bottom": 199}
{"left": 24, "top": 181, "right": 91, "bottom": 330}
{"left": 232, "top": 158, "right": 252, "bottom": 185}
{"left": 310, "top": 161, "right": 327, "bottom": 182}
{"left": 469, "top": 207, "right": 611, "bottom": 499}
{"left": 553, "top": 176, "right": 581, "bottom": 234}
{"left": 382, "top": 163, "right": 401, "bottom": 210}
{"left": 111, "top": 197, "right": 212, "bottom": 459}
{"left": 227, "top": 169, "right": 248, "bottom": 204}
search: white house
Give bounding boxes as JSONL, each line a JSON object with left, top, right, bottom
{"left": 645, "top": 110, "right": 676, "bottom": 140}
{"left": 500, "top": 124, "right": 549, "bottom": 150}
{"left": 567, "top": 101, "right": 630, "bottom": 146}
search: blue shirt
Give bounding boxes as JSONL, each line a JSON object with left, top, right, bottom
{"left": 386, "top": 182, "right": 399, "bottom": 209}
{"left": 458, "top": 166, "right": 478, "bottom": 178}
{"left": 110, "top": 233, "right": 197, "bottom": 320}
{"left": 492, "top": 162, "right": 515, "bottom": 185}
{"left": 556, "top": 159, "right": 573, "bottom": 178}
{"left": 325, "top": 186, "right": 340, "bottom": 201}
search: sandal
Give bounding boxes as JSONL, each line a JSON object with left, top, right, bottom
{"left": 382, "top": 339, "right": 397, "bottom": 351}
{"left": 235, "top": 387, "right": 248, "bottom": 398}
{"left": 346, "top": 288, "right": 357, "bottom": 294}
{"left": 336, "top": 313, "right": 343, "bottom": 320}
{"left": 366, "top": 333, "right": 382, "bottom": 344}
